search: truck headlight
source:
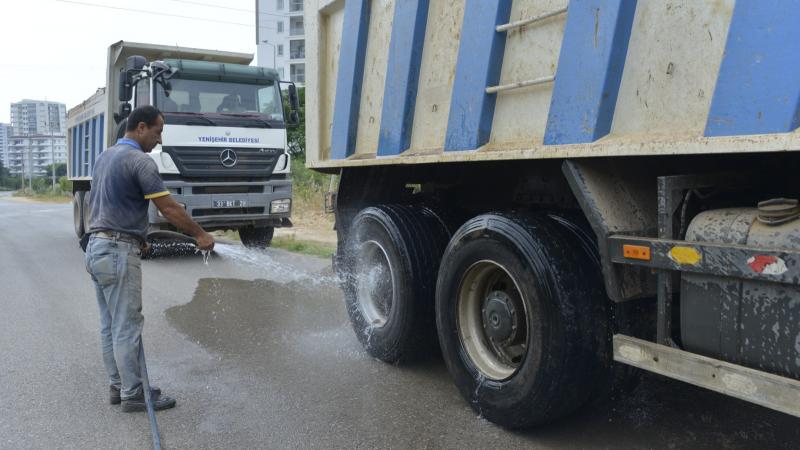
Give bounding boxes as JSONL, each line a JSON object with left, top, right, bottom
{"left": 270, "top": 199, "right": 291, "bottom": 214}
{"left": 273, "top": 153, "right": 290, "bottom": 173}
{"left": 160, "top": 152, "right": 178, "bottom": 171}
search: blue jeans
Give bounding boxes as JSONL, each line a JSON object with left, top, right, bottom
{"left": 84, "top": 235, "right": 144, "bottom": 400}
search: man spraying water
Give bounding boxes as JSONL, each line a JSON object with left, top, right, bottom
{"left": 84, "top": 105, "right": 215, "bottom": 412}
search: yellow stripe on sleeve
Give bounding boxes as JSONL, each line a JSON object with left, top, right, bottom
{"left": 144, "top": 191, "right": 170, "bottom": 200}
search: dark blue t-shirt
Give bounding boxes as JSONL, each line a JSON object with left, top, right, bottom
{"left": 87, "top": 138, "right": 169, "bottom": 241}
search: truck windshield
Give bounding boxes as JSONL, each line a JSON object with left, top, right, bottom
{"left": 155, "top": 78, "right": 284, "bottom": 122}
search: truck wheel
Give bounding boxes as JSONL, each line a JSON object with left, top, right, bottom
{"left": 435, "top": 213, "right": 607, "bottom": 428}
{"left": 342, "top": 205, "right": 450, "bottom": 363}
{"left": 73, "top": 191, "right": 86, "bottom": 238}
{"left": 239, "top": 226, "right": 274, "bottom": 249}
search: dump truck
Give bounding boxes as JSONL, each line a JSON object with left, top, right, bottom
{"left": 305, "top": 0, "right": 800, "bottom": 428}
{"left": 68, "top": 41, "right": 300, "bottom": 248}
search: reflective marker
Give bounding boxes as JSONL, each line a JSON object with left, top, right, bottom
{"left": 668, "top": 246, "right": 702, "bottom": 265}
{"left": 623, "top": 244, "right": 651, "bottom": 261}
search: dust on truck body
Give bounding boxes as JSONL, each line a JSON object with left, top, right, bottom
{"left": 306, "top": 0, "right": 800, "bottom": 428}
{"left": 68, "top": 41, "right": 300, "bottom": 248}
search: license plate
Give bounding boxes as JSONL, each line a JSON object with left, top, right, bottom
{"left": 213, "top": 200, "right": 247, "bottom": 208}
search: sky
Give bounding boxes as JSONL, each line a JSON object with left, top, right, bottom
{"left": 0, "top": 0, "right": 278, "bottom": 123}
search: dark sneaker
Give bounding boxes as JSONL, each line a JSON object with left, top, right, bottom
{"left": 121, "top": 390, "right": 176, "bottom": 413}
{"left": 109, "top": 385, "right": 162, "bottom": 405}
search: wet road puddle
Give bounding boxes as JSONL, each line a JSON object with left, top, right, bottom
{"left": 160, "top": 250, "right": 800, "bottom": 448}
{"left": 166, "top": 278, "right": 349, "bottom": 361}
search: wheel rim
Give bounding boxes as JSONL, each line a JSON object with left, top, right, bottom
{"left": 457, "top": 260, "right": 529, "bottom": 380}
{"left": 354, "top": 240, "right": 395, "bottom": 327}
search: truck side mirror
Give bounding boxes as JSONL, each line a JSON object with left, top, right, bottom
{"left": 288, "top": 84, "right": 299, "bottom": 111}
{"left": 119, "top": 56, "right": 146, "bottom": 102}
{"left": 118, "top": 70, "right": 133, "bottom": 102}
{"left": 279, "top": 81, "right": 301, "bottom": 126}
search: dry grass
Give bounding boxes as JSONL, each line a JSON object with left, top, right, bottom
{"left": 10, "top": 189, "right": 71, "bottom": 204}
{"left": 289, "top": 189, "right": 336, "bottom": 242}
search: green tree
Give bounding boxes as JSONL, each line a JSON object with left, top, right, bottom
{"left": 59, "top": 176, "right": 72, "bottom": 193}
{"left": 0, "top": 160, "right": 9, "bottom": 188}
{"left": 43, "top": 163, "right": 67, "bottom": 178}
{"left": 32, "top": 177, "right": 50, "bottom": 192}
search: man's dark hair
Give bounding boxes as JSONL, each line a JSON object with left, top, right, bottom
{"left": 126, "top": 106, "right": 164, "bottom": 132}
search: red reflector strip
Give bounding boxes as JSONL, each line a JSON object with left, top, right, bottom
{"left": 623, "top": 244, "right": 651, "bottom": 261}
{"left": 747, "top": 255, "right": 788, "bottom": 275}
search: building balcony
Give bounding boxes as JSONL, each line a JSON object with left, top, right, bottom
{"left": 288, "top": 1, "right": 303, "bottom": 14}
{"left": 289, "top": 40, "right": 305, "bottom": 60}
{"left": 289, "top": 15, "right": 304, "bottom": 36}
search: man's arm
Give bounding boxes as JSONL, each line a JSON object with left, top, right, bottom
{"left": 151, "top": 194, "right": 215, "bottom": 250}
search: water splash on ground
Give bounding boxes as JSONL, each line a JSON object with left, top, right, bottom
{"left": 211, "top": 243, "right": 341, "bottom": 286}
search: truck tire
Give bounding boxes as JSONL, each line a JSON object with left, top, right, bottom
{"left": 73, "top": 191, "right": 86, "bottom": 238}
{"left": 239, "top": 226, "right": 274, "bottom": 249}
{"left": 435, "top": 213, "right": 608, "bottom": 428}
{"left": 342, "top": 205, "right": 450, "bottom": 363}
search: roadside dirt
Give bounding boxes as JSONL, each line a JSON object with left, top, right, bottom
{"left": 2, "top": 192, "right": 337, "bottom": 244}
{"left": 277, "top": 204, "right": 336, "bottom": 244}
{"left": 0, "top": 193, "right": 70, "bottom": 204}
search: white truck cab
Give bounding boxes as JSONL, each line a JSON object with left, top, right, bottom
{"left": 68, "top": 41, "right": 300, "bottom": 248}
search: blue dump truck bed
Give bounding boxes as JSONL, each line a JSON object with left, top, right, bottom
{"left": 309, "top": 0, "right": 800, "bottom": 430}
{"left": 306, "top": 0, "right": 800, "bottom": 169}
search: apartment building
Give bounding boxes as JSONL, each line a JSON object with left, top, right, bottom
{"left": 10, "top": 99, "right": 66, "bottom": 136}
{"left": 6, "top": 135, "right": 67, "bottom": 177}
{"left": 255, "top": 0, "right": 305, "bottom": 85}
{"left": 7, "top": 99, "right": 67, "bottom": 177}
{"left": 0, "top": 123, "right": 10, "bottom": 168}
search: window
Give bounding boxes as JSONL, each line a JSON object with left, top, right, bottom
{"left": 155, "top": 77, "right": 284, "bottom": 121}
{"left": 289, "top": 0, "right": 302, "bottom": 12}
{"left": 276, "top": 0, "right": 283, "bottom": 9}
{"left": 277, "top": 44, "right": 284, "bottom": 57}
{"left": 290, "top": 63, "right": 305, "bottom": 83}
{"left": 290, "top": 40, "right": 305, "bottom": 59}
{"left": 290, "top": 16, "right": 304, "bottom": 36}
{"left": 277, "top": 21, "right": 283, "bottom": 33}
{"left": 278, "top": 68, "right": 285, "bottom": 80}
{"left": 257, "top": 84, "right": 285, "bottom": 122}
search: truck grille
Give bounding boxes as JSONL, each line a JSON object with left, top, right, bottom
{"left": 192, "top": 185, "right": 265, "bottom": 194}
{"left": 162, "top": 146, "right": 282, "bottom": 178}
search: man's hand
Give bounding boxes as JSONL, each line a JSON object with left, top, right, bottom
{"left": 195, "top": 231, "right": 215, "bottom": 251}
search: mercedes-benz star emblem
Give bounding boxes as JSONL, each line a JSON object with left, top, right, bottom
{"left": 220, "top": 149, "right": 238, "bottom": 168}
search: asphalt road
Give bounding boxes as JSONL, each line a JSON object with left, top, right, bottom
{"left": 1, "top": 192, "right": 799, "bottom": 449}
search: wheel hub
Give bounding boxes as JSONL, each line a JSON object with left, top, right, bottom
{"left": 482, "top": 290, "right": 518, "bottom": 344}
{"left": 355, "top": 240, "right": 395, "bottom": 327}
{"left": 457, "top": 261, "right": 529, "bottom": 381}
